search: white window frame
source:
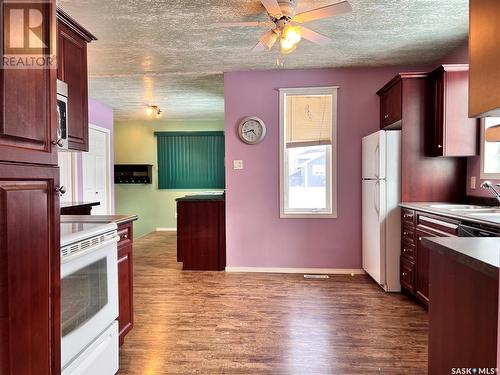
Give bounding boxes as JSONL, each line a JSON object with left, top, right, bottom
{"left": 480, "top": 118, "right": 500, "bottom": 180}
{"left": 279, "top": 86, "right": 338, "bottom": 219}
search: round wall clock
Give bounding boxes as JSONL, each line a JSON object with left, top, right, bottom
{"left": 238, "top": 117, "right": 267, "bottom": 145}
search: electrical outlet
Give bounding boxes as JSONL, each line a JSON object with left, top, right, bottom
{"left": 471, "top": 176, "right": 477, "bottom": 189}
{"left": 233, "top": 160, "right": 243, "bottom": 170}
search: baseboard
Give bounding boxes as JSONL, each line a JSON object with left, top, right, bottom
{"left": 156, "top": 227, "right": 177, "bottom": 232}
{"left": 225, "top": 267, "right": 366, "bottom": 275}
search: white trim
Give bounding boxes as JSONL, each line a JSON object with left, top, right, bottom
{"left": 156, "top": 228, "right": 177, "bottom": 232}
{"left": 279, "top": 86, "right": 338, "bottom": 219}
{"left": 58, "top": 151, "right": 79, "bottom": 202}
{"left": 480, "top": 118, "right": 500, "bottom": 179}
{"left": 83, "top": 124, "right": 113, "bottom": 215}
{"left": 225, "top": 267, "right": 365, "bottom": 275}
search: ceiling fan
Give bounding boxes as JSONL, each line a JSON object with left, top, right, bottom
{"left": 215, "top": 0, "right": 352, "bottom": 54}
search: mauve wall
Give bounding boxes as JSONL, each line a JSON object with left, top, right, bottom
{"left": 225, "top": 67, "right": 425, "bottom": 269}
{"left": 76, "top": 98, "right": 115, "bottom": 212}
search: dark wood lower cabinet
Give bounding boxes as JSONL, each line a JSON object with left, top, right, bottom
{"left": 0, "top": 163, "right": 60, "bottom": 375}
{"left": 117, "top": 221, "right": 134, "bottom": 346}
{"left": 176, "top": 196, "right": 226, "bottom": 271}
{"left": 429, "top": 248, "right": 498, "bottom": 374}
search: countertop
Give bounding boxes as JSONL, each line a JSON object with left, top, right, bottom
{"left": 400, "top": 202, "right": 500, "bottom": 227}
{"left": 422, "top": 237, "right": 500, "bottom": 277}
{"left": 176, "top": 194, "right": 225, "bottom": 202}
{"left": 61, "top": 214, "right": 138, "bottom": 226}
{"left": 60, "top": 201, "right": 100, "bottom": 209}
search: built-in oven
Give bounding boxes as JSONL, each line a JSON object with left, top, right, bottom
{"left": 57, "top": 79, "right": 69, "bottom": 149}
{"left": 61, "top": 222, "right": 119, "bottom": 374}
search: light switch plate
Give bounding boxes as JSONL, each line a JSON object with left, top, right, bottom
{"left": 471, "top": 176, "right": 476, "bottom": 189}
{"left": 233, "top": 160, "right": 243, "bottom": 170}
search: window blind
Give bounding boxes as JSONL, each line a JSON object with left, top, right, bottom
{"left": 155, "top": 131, "right": 225, "bottom": 189}
{"left": 285, "top": 94, "right": 333, "bottom": 148}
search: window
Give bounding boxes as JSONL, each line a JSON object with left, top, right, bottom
{"left": 481, "top": 118, "right": 500, "bottom": 179}
{"left": 155, "top": 131, "right": 225, "bottom": 189}
{"left": 279, "top": 87, "right": 338, "bottom": 218}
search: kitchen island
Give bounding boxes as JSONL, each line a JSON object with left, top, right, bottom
{"left": 423, "top": 237, "right": 500, "bottom": 374}
{"left": 61, "top": 214, "right": 138, "bottom": 346}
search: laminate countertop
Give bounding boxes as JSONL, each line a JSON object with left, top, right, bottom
{"left": 176, "top": 194, "right": 225, "bottom": 202}
{"left": 422, "top": 237, "right": 500, "bottom": 277}
{"left": 60, "top": 201, "right": 100, "bottom": 209}
{"left": 61, "top": 214, "right": 138, "bottom": 226}
{"left": 400, "top": 202, "right": 500, "bottom": 228}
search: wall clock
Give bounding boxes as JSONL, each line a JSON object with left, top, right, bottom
{"left": 238, "top": 117, "right": 267, "bottom": 145}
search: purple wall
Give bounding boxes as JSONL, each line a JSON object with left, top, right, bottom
{"left": 76, "top": 98, "right": 115, "bottom": 212}
{"left": 224, "top": 67, "right": 427, "bottom": 269}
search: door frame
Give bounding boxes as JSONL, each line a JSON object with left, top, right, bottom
{"left": 82, "top": 124, "right": 112, "bottom": 215}
{"left": 58, "top": 151, "right": 79, "bottom": 203}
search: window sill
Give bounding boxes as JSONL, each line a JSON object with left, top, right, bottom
{"left": 280, "top": 212, "right": 337, "bottom": 219}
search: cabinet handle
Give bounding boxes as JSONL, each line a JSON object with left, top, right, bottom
{"left": 403, "top": 248, "right": 408, "bottom": 253}
{"left": 52, "top": 138, "right": 64, "bottom": 147}
{"left": 403, "top": 231, "right": 410, "bottom": 236}
{"left": 403, "top": 214, "right": 412, "bottom": 219}
{"left": 123, "top": 234, "right": 128, "bottom": 239}
{"left": 418, "top": 237, "right": 422, "bottom": 241}
{"left": 402, "top": 272, "right": 408, "bottom": 277}
{"left": 437, "top": 145, "right": 443, "bottom": 149}
{"left": 384, "top": 114, "right": 389, "bottom": 119}
{"left": 55, "top": 186, "right": 66, "bottom": 195}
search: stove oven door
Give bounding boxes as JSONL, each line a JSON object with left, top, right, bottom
{"left": 61, "top": 235, "right": 119, "bottom": 369}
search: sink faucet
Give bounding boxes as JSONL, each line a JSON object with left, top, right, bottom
{"left": 481, "top": 181, "right": 500, "bottom": 204}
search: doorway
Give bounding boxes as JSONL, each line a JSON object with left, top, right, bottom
{"left": 83, "top": 124, "right": 112, "bottom": 215}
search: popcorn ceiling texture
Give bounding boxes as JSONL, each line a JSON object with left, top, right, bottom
{"left": 59, "top": 0, "right": 469, "bottom": 121}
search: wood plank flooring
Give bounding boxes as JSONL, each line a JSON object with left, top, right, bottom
{"left": 118, "top": 232, "right": 428, "bottom": 374}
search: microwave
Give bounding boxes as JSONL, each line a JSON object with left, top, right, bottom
{"left": 57, "top": 79, "right": 69, "bottom": 149}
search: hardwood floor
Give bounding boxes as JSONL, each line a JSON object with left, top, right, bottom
{"left": 119, "top": 232, "right": 428, "bottom": 374}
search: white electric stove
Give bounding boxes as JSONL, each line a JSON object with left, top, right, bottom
{"left": 60, "top": 222, "right": 120, "bottom": 375}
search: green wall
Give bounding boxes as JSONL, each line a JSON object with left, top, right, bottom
{"left": 114, "top": 119, "right": 224, "bottom": 238}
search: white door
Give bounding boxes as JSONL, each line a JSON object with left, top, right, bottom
{"left": 362, "top": 179, "right": 387, "bottom": 287}
{"left": 83, "top": 126, "right": 110, "bottom": 215}
{"left": 362, "top": 130, "right": 386, "bottom": 179}
{"left": 58, "top": 151, "right": 78, "bottom": 203}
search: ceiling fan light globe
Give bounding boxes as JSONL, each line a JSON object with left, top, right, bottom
{"left": 146, "top": 106, "right": 154, "bottom": 116}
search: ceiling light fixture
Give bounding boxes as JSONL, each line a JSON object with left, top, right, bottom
{"left": 280, "top": 26, "right": 301, "bottom": 54}
{"left": 146, "top": 105, "right": 162, "bottom": 118}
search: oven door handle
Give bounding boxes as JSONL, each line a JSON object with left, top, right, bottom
{"left": 61, "top": 235, "right": 120, "bottom": 264}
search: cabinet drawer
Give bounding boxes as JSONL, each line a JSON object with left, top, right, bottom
{"left": 402, "top": 225, "right": 415, "bottom": 244}
{"left": 401, "top": 242, "right": 415, "bottom": 261}
{"left": 117, "top": 223, "right": 132, "bottom": 248}
{"left": 401, "top": 209, "right": 416, "bottom": 226}
{"left": 401, "top": 257, "right": 415, "bottom": 292}
{"left": 417, "top": 213, "right": 459, "bottom": 236}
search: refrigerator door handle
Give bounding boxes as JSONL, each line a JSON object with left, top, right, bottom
{"left": 374, "top": 180, "right": 380, "bottom": 215}
{"left": 374, "top": 144, "right": 380, "bottom": 179}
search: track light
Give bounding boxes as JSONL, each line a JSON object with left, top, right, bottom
{"left": 146, "top": 105, "right": 162, "bottom": 118}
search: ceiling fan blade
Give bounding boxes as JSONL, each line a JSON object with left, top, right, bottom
{"left": 212, "top": 21, "right": 274, "bottom": 28}
{"left": 261, "top": 0, "right": 283, "bottom": 18}
{"left": 252, "top": 30, "right": 278, "bottom": 52}
{"left": 299, "top": 26, "right": 332, "bottom": 45}
{"left": 293, "top": 0, "right": 352, "bottom": 24}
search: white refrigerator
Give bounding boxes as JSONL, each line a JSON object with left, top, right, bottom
{"left": 362, "top": 130, "right": 401, "bottom": 292}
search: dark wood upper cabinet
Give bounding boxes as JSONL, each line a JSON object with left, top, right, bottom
{"left": 428, "top": 65, "right": 479, "bottom": 157}
{"left": 469, "top": 0, "right": 500, "bottom": 117}
{"left": 377, "top": 78, "right": 402, "bottom": 130}
{"left": 0, "top": 163, "right": 60, "bottom": 375}
{"left": 0, "top": 4, "right": 57, "bottom": 166}
{"left": 57, "top": 9, "right": 96, "bottom": 152}
{"left": 378, "top": 74, "right": 466, "bottom": 202}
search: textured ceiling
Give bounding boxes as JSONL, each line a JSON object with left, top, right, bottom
{"left": 58, "top": 0, "right": 469, "bottom": 121}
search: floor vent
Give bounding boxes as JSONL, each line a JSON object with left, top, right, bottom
{"left": 303, "top": 274, "right": 329, "bottom": 279}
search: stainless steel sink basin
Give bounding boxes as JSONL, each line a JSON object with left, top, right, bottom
{"left": 429, "top": 204, "right": 485, "bottom": 210}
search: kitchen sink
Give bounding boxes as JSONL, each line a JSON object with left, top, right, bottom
{"left": 429, "top": 204, "right": 485, "bottom": 210}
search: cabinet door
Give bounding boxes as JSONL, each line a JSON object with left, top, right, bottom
{"left": 0, "top": 3, "right": 57, "bottom": 165}
{"left": 415, "top": 229, "right": 432, "bottom": 306}
{"left": 430, "top": 71, "right": 445, "bottom": 156}
{"left": 58, "top": 23, "right": 89, "bottom": 151}
{"left": 379, "top": 79, "right": 402, "bottom": 129}
{"left": 0, "top": 163, "right": 60, "bottom": 375}
{"left": 118, "top": 243, "right": 133, "bottom": 346}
